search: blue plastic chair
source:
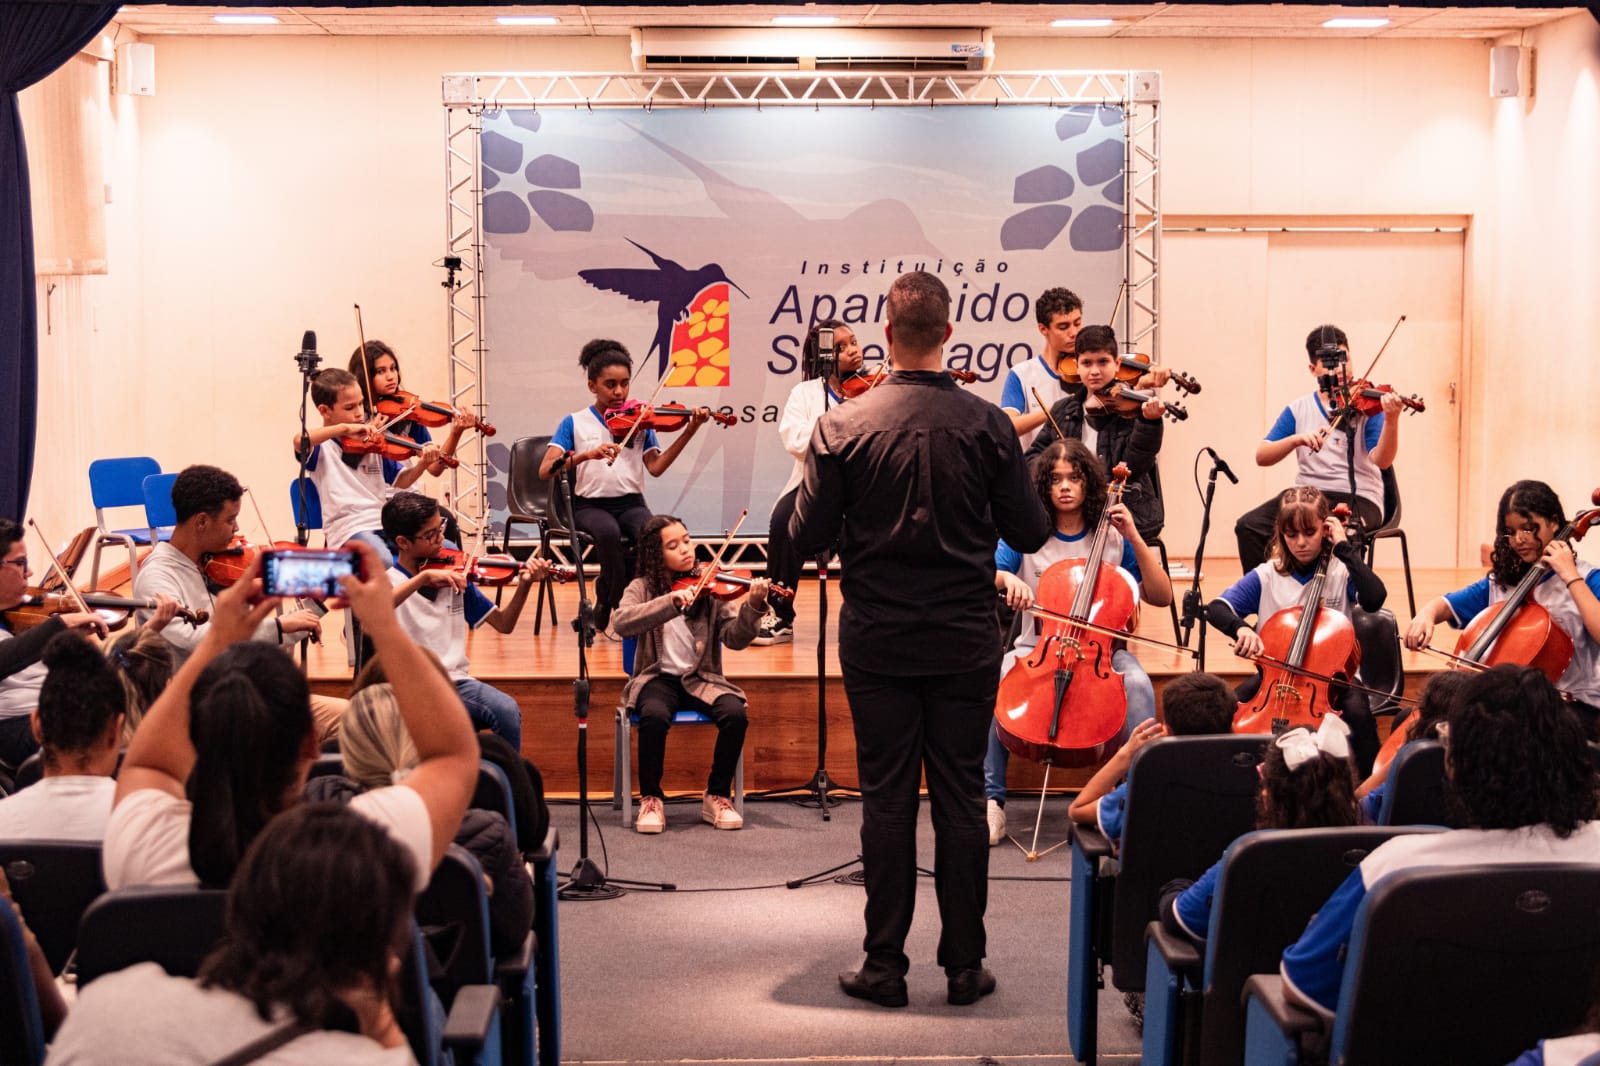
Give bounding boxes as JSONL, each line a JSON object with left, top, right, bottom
{"left": 140, "top": 472, "right": 179, "bottom": 547}
{"left": 88, "top": 456, "right": 162, "bottom": 587}
{"left": 611, "top": 635, "right": 744, "bottom": 827}
{"left": 290, "top": 478, "right": 323, "bottom": 542}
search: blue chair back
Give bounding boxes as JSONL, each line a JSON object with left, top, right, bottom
{"left": 622, "top": 635, "right": 636, "bottom": 675}
{"left": 141, "top": 472, "right": 179, "bottom": 536}
{"left": 89, "top": 457, "right": 161, "bottom": 510}
{"left": 290, "top": 478, "right": 323, "bottom": 531}
{"left": 0, "top": 895, "right": 44, "bottom": 1065}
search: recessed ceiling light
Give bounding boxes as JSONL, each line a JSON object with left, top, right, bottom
{"left": 1321, "top": 17, "right": 1391, "bottom": 29}
{"left": 496, "top": 15, "right": 560, "bottom": 26}
{"left": 772, "top": 15, "right": 839, "bottom": 27}
{"left": 1051, "top": 18, "right": 1114, "bottom": 29}
{"left": 212, "top": 13, "right": 280, "bottom": 24}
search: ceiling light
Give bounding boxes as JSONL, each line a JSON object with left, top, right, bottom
{"left": 1052, "top": 18, "right": 1114, "bottom": 28}
{"left": 772, "top": 15, "right": 839, "bottom": 27}
{"left": 496, "top": 15, "right": 560, "bottom": 26}
{"left": 1321, "top": 17, "right": 1391, "bottom": 29}
{"left": 212, "top": 13, "right": 280, "bottom": 24}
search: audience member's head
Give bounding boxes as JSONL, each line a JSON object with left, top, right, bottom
{"left": 106, "top": 627, "right": 175, "bottom": 741}
{"left": 36, "top": 633, "right": 124, "bottom": 777}
{"left": 1161, "top": 672, "right": 1236, "bottom": 736}
{"left": 1446, "top": 665, "right": 1596, "bottom": 837}
{"left": 198, "top": 803, "right": 415, "bottom": 1030}
{"left": 1259, "top": 716, "right": 1361, "bottom": 830}
{"left": 340, "top": 685, "right": 419, "bottom": 791}
{"left": 187, "top": 643, "right": 316, "bottom": 886}
{"left": 1403, "top": 669, "right": 1474, "bottom": 745}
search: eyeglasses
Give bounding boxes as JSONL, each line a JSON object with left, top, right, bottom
{"left": 413, "top": 526, "right": 445, "bottom": 544}
{"left": 0, "top": 557, "right": 26, "bottom": 571}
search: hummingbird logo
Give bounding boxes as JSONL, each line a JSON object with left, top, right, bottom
{"left": 578, "top": 239, "right": 749, "bottom": 380}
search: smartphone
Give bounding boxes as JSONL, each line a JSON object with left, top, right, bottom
{"left": 260, "top": 547, "right": 362, "bottom": 600}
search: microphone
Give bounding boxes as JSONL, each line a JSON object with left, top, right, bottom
{"left": 294, "top": 330, "right": 321, "bottom": 374}
{"left": 1204, "top": 447, "right": 1239, "bottom": 485}
{"left": 547, "top": 448, "right": 571, "bottom": 477}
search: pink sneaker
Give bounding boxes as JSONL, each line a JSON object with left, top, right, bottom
{"left": 701, "top": 793, "right": 744, "bottom": 830}
{"left": 636, "top": 795, "right": 665, "bottom": 834}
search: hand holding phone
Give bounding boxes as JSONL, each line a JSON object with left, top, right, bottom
{"left": 260, "top": 548, "right": 364, "bottom": 601}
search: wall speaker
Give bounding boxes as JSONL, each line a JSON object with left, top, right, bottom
{"left": 115, "top": 42, "right": 155, "bottom": 96}
{"left": 1490, "top": 45, "right": 1530, "bottom": 99}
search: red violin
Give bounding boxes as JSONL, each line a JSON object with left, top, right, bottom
{"left": 1333, "top": 380, "right": 1426, "bottom": 420}
{"left": 838, "top": 365, "right": 976, "bottom": 399}
{"left": 672, "top": 567, "right": 794, "bottom": 603}
{"left": 604, "top": 401, "right": 737, "bottom": 437}
{"left": 422, "top": 548, "right": 574, "bottom": 588}
{"left": 340, "top": 431, "right": 460, "bottom": 468}
{"left": 202, "top": 537, "right": 307, "bottom": 588}
{"left": 374, "top": 391, "right": 496, "bottom": 437}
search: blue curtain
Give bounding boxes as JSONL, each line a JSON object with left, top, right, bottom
{"left": 1, "top": 1, "right": 118, "bottom": 521}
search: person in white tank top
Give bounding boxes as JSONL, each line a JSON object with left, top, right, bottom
{"left": 1405, "top": 479, "right": 1600, "bottom": 737}
{"left": 999, "top": 287, "right": 1084, "bottom": 450}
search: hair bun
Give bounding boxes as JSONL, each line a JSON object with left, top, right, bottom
{"left": 42, "top": 630, "right": 108, "bottom": 674}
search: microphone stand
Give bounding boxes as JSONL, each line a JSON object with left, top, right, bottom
{"left": 292, "top": 335, "right": 324, "bottom": 675}
{"left": 556, "top": 459, "right": 671, "bottom": 900}
{"left": 1181, "top": 448, "right": 1237, "bottom": 672}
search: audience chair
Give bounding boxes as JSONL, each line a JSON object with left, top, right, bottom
{"left": 88, "top": 456, "right": 163, "bottom": 588}
{"left": 528, "top": 826, "right": 561, "bottom": 1066}
{"left": 139, "top": 472, "right": 179, "bottom": 547}
{"left": 289, "top": 478, "right": 324, "bottom": 543}
{"left": 1142, "top": 825, "right": 1439, "bottom": 1066}
{"left": 474, "top": 760, "right": 520, "bottom": 844}
{"left": 0, "top": 839, "right": 106, "bottom": 975}
{"left": 306, "top": 751, "right": 346, "bottom": 781}
{"left": 75, "top": 884, "right": 228, "bottom": 987}
{"left": 501, "top": 437, "right": 557, "bottom": 628}
{"left": 1376, "top": 739, "right": 1459, "bottom": 828}
{"left": 612, "top": 636, "right": 744, "bottom": 828}
{"left": 8, "top": 754, "right": 40, "bottom": 793}
{"left": 399, "top": 919, "right": 503, "bottom": 1066}
{"left": 1068, "top": 735, "right": 1267, "bottom": 1066}
{"left": 1362, "top": 467, "right": 1415, "bottom": 616}
{"left": 1242, "top": 863, "right": 1600, "bottom": 1066}
{"left": 0, "top": 894, "right": 45, "bottom": 1066}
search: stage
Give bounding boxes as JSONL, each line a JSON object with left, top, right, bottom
{"left": 292, "top": 556, "right": 1465, "bottom": 796}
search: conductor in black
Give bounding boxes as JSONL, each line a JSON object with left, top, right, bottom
{"left": 791, "top": 271, "right": 1051, "bottom": 1008}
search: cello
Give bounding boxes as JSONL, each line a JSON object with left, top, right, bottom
{"left": 1233, "top": 506, "right": 1361, "bottom": 735}
{"left": 994, "top": 463, "right": 1135, "bottom": 768}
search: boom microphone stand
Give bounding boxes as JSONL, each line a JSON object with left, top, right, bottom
{"left": 556, "top": 458, "right": 673, "bottom": 899}
{"left": 1180, "top": 447, "right": 1237, "bottom": 672}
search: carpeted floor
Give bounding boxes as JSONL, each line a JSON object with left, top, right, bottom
{"left": 547, "top": 792, "right": 1143, "bottom": 1064}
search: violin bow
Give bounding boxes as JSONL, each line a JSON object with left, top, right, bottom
{"left": 1328, "top": 313, "right": 1407, "bottom": 434}
{"left": 606, "top": 372, "right": 671, "bottom": 467}
{"left": 1030, "top": 387, "right": 1068, "bottom": 441}
{"left": 687, "top": 509, "right": 748, "bottom": 602}
{"left": 352, "top": 304, "right": 407, "bottom": 436}
{"left": 1019, "top": 601, "right": 1198, "bottom": 660}
{"left": 1247, "top": 650, "right": 1422, "bottom": 708}
{"left": 25, "top": 519, "right": 99, "bottom": 630}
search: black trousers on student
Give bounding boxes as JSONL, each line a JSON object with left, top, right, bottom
{"left": 1234, "top": 670, "right": 1379, "bottom": 777}
{"left": 765, "top": 488, "right": 802, "bottom": 625}
{"left": 842, "top": 660, "right": 998, "bottom": 981}
{"left": 1234, "top": 491, "right": 1382, "bottom": 571}
{"left": 573, "top": 493, "right": 651, "bottom": 613}
{"left": 633, "top": 676, "right": 748, "bottom": 800}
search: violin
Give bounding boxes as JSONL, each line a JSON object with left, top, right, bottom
{"left": 339, "top": 430, "right": 460, "bottom": 468}
{"left": 4, "top": 588, "right": 209, "bottom": 634}
{"left": 604, "top": 401, "right": 737, "bottom": 438}
{"left": 374, "top": 391, "right": 496, "bottom": 437}
{"left": 202, "top": 537, "right": 307, "bottom": 589}
{"left": 838, "top": 365, "right": 975, "bottom": 398}
{"left": 421, "top": 548, "right": 574, "bottom": 588}
{"left": 1331, "top": 380, "right": 1425, "bottom": 422}
{"left": 1114, "top": 352, "right": 1202, "bottom": 396}
{"left": 1233, "top": 506, "right": 1361, "bottom": 735}
{"left": 994, "top": 463, "right": 1135, "bottom": 768}
{"left": 671, "top": 567, "right": 794, "bottom": 603}
{"left": 1093, "top": 381, "right": 1187, "bottom": 422}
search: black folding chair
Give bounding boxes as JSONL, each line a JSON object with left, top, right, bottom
{"left": 0, "top": 839, "right": 105, "bottom": 975}
{"left": 1377, "top": 739, "right": 1459, "bottom": 827}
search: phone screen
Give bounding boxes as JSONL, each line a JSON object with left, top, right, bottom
{"left": 261, "top": 549, "right": 360, "bottom": 600}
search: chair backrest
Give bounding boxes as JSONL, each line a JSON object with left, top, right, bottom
{"left": 1197, "top": 825, "right": 1440, "bottom": 1066}
{"left": 10, "top": 754, "right": 41, "bottom": 792}
{"left": 75, "top": 884, "right": 228, "bottom": 987}
{"left": 0, "top": 895, "right": 45, "bottom": 1066}
{"left": 306, "top": 751, "right": 345, "bottom": 780}
{"left": 1378, "top": 739, "right": 1459, "bottom": 827}
{"left": 1351, "top": 607, "right": 1405, "bottom": 716}
{"left": 545, "top": 466, "right": 578, "bottom": 538}
{"left": 1333, "top": 863, "right": 1600, "bottom": 1065}
{"left": 289, "top": 478, "right": 323, "bottom": 532}
{"left": 141, "top": 472, "right": 179, "bottom": 538}
{"left": 473, "top": 759, "right": 519, "bottom": 844}
{"left": 88, "top": 457, "right": 162, "bottom": 514}
{"left": 414, "top": 845, "right": 494, "bottom": 1008}
{"left": 1377, "top": 465, "right": 1401, "bottom": 532}
{"left": 0, "top": 839, "right": 106, "bottom": 975}
{"left": 506, "top": 436, "right": 552, "bottom": 523}
{"left": 1111, "top": 734, "right": 1267, "bottom": 990}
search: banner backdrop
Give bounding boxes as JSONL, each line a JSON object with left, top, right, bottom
{"left": 481, "top": 103, "right": 1127, "bottom": 534}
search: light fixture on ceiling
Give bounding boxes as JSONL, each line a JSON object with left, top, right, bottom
{"left": 1321, "top": 17, "right": 1391, "bottom": 29}
{"left": 212, "top": 13, "right": 280, "bottom": 24}
{"left": 772, "top": 15, "right": 839, "bottom": 27}
{"left": 1051, "top": 18, "right": 1114, "bottom": 29}
{"left": 496, "top": 15, "right": 560, "bottom": 26}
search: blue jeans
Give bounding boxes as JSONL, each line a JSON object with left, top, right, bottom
{"left": 984, "top": 648, "right": 1156, "bottom": 804}
{"left": 456, "top": 677, "right": 523, "bottom": 752}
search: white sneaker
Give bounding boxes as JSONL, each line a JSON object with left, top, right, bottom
{"left": 987, "top": 799, "right": 1006, "bottom": 846}
{"left": 701, "top": 793, "right": 744, "bottom": 830}
{"left": 636, "top": 795, "right": 665, "bottom": 834}
{"left": 751, "top": 612, "right": 794, "bottom": 646}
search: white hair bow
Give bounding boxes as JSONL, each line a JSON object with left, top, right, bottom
{"left": 1275, "top": 714, "right": 1352, "bottom": 771}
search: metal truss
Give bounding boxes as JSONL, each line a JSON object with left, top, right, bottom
{"left": 441, "top": 69, "right": 1162, "bottom": 540}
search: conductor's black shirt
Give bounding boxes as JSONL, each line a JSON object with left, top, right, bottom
{"left": 791, "top": 370, "right": 1051, "bottom": 677}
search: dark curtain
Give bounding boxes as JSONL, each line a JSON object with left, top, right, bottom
{"left": 1, "top": 2, "right": 118, "bottom": 521}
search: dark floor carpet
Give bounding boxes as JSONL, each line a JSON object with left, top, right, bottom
{"left": 546, "top": 793, "right": 1143, "bottom": 1064}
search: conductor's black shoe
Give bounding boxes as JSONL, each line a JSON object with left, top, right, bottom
{"left": 947, "top": 967, "right": 997, "bottom": 1006}
{"left": 838, "top": 970, "right": 909, "bottom": 1008}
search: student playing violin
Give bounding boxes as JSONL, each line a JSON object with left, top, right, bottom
{"left": 1403, "top": 479, "right": 1600, "bottom": 736}
{"left": 349, "top": 339, "right": 473, "bottom": 478}
{"left": 758, "top": 320, "right": 864, "bottom": 646}
{"left": 383, "top": 491, "right": 549, "bottom": 753}
{"left": 537, "top": 339, "right": 710, "bottom": 639}
{"left": 611, "top": 514, "right": 767, "bottom": 834}
{"left": 1206, "top": 486, "right": 1387, "bottom": 773}
{"left": 1000, "top": 287, "right": 1084, "bottom": 450}
{"left": 985, "top": 439, "right": 1173, "bottom": 845}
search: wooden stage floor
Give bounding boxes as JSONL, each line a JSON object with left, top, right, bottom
{"left": 294, "top": 559, "right": 1471, "bottom": 796}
